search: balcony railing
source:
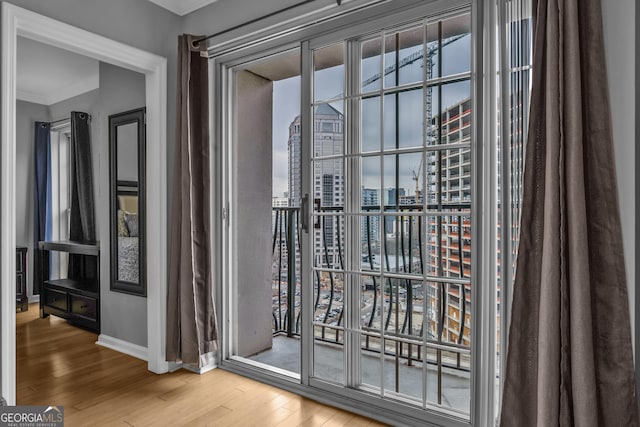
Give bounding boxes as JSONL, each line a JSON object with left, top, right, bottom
{"left": 272, "top": 207, "right": 301, "bottom": 337}
{"left": 271, "top": 202, "right": 472, "bottom": 372}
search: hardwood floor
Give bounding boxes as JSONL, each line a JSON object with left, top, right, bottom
{"left": 17, "top": 304, "right": 387, "bottom": 426}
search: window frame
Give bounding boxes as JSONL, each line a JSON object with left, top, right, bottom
{"left": 211, "top": 0, "right": 497, "bottom": 425}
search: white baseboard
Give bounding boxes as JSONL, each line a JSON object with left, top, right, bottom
{"left": 168, "top": 362, "right": 182, "bottom": 372}
{"left": 181, "top": 351, "right": 217, "bottom": 374}
{"left": 96, "top": 334, "right": 148, "bottom": 362}
{"left": 181, "top": 362, "right": 217, "bottom": 375}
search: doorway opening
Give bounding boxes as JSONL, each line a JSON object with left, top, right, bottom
{"left": 2, "top": 3, "right": 168, "bottom": 404}
{"left": 229, "top": 48, "right": 303, "bottom": 376}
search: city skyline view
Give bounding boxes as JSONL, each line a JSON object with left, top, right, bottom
{"left": 271, "top": 32, "right": 471, "bottom": 199}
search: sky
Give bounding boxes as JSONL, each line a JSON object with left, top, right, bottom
{"left": 271, "top": 32, "right": 471, "bottom": 198}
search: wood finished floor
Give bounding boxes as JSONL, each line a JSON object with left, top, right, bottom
{"left": 17, "top": 305, "right": 388, "bottom": 426}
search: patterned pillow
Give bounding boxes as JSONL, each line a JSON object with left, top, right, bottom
{"left": 117, "top": 210, "right": 129, "bottom": 237}
{"left": 124, "top": 213, "right": 139, "bottom": 237}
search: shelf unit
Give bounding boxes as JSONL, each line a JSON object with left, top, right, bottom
{"left": 16, "top": 247, "right": 28, "bottom": 311}
{"left": 38, "top": 240, "right": 100, "bottom": 332}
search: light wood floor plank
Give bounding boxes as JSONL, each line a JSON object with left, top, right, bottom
{"left": 17, "top": 304, "right": 387, "bottom": 427}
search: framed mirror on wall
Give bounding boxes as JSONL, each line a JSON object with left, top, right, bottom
{"left": 109, "top": 108, "right": 146, "bottom": 296}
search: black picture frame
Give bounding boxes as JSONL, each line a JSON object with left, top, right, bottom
{"left": 109, "top": 108, "right": 146, "bottom": 296}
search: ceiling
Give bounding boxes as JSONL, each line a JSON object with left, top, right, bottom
{"left": 17, "top": 37, "right": 99, "bottom": 106}
{"left": 15, "top": 0, "right": 219, "bottom": 107}
{"left": 146, "top": 0, "right": 219, "bottom": 16}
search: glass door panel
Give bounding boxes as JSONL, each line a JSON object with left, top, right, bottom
{"left": 310, "top": 41, "right": 346, "bottom": 385}
{"left": 310, "top": 11, "right": 473, "bottom": 418}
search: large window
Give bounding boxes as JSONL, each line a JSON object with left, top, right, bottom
{"left": 217, "top": 0, "right": 531, "bottom": 425}
{"left": 49, "top": 124, "right": 71, "bottom": 279}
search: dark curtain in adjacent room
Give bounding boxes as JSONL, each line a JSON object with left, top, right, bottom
{"left": 68, "top": 111, "right": 97, "bottom": 280}
{"left": 500, "top": 0, "right": 639, "bottom": 425}
{"left": 33, "top": 122, "right": 52, "bottom": 295}
{"left": 166, "top": 34, "right": 218, "bottom": 367}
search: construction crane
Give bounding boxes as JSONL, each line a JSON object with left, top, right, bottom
{"left": 412, "top": 156, "right": 424, "bottom": 204}
{"left": 361, "top": 34, "right": 467, "bottom": 90}
{"left": 361, "top": 34, "right": 468, "bottom": 200}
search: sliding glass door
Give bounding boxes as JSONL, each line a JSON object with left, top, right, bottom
{"left": 308, "top": 13, "right": 473, "bottom": 416}
{"left": 221, "top": 3, "right": 479, "bottom": 424}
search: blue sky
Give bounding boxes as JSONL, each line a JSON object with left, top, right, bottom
{"left": 272, "top": 34, "right": 471, "bottom": 198}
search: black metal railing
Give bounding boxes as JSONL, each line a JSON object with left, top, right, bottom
{"left": 272, "top": 207, "right": 302, "bottom": 336}
{"left": 271, "top": 203, "right": 472, "bottom": 371}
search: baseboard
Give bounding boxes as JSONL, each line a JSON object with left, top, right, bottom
{"left": 181, "top": 362, "right": 217, "bottom": 375}
{"left": 181, "top": 352, "right": 218, "bottom": 374}
{"left": 168, "top": 362, "right": 182, "bottom": 372}
{"left": 96, "top": 334, "right": 148, "bottom": 362}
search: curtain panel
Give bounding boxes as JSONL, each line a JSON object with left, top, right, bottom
{"left": 166, "top": 34, "right": 218, "bottom": 367}
{"left": 68, "top": 111, "right": 96, "bottom": 243}
{"left": 68, "top": 111, "right": 97, "bottom": 280}
{"left": 500, "top": 0, "right": 639, "bottom": 425}
{"left": 33, "top": 122, "right": 52, "bottom": 295}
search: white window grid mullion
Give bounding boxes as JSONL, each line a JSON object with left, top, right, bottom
{"left": 345, "top": 36, "right": 359, "bottom": 391}
{"left": 377, "top": 26, "right": 386, "bottom": 400}
{"left": 421, "top": 17, "right": 430, "bottom": 410}
{"left": 300, "top": 38, "right": 313, "bottom": 387}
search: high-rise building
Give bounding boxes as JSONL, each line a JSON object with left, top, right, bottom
{"left": 288, "top": 104, "right": 344, "bottom": 267}
{"left": 287, "top": 116, "right": 302, "bottom": 207}
{"left": 361, "top": 188, "right": 380, "bottom": 244}
{"left": 424, "top": 96, "right": 472, "bottom": 346}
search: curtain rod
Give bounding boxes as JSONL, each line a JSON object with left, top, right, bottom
{"left": 48, "top": 113, "right": 92, "bottom": 126}
{"left": 49, "top": 117, "right": 71, "bottom": 125}
{"left": 191, "top": 0, "right": 342, "bottom": 48}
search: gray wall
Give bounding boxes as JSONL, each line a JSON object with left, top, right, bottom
{"left": 636, "top": 0, "right": 639, "bottom": 380}
{"left": 15, "top": 101, "right": 50, "bottom": 300}
{"left": 47, "top": 62, "right": 147, "bottom": 346}
{"left": 96, "top": 63, "right": 147, "bottom": 347}
{"left": 602, "top": 0, "right": 636, "bottom": 353}
{"left": 181, "top": 0, "right": 297, "bottom": 34}
{"left": 235, "top": 71, "right": 274, "bottom": 357}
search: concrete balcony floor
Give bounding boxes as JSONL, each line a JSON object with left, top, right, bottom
{"left": 248, "top": 335, "right": 471, "bottom": 414}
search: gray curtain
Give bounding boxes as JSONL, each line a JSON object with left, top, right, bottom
{"left": 166, "top": 35, "right": 217, "bottom": 367}
{"left": 500, "top": 0, "right": 639, "bottom": 425}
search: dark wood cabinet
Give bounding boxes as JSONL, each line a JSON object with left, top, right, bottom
{"left": 16, "top": 247, "right": 28, "bottom": 311}
{"left": 38, "top": 241, "right": 100, "bottom": 333}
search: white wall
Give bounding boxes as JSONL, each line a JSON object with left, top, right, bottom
{"left": 602, "top": 0, "right": 636, "bottom": 354}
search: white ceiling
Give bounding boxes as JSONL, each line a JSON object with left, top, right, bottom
{"left": 146, "top": 0, "right": 219, "bottom": 16}
{"left": 17, "top": 37, "right": 99, "bottom": 106}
